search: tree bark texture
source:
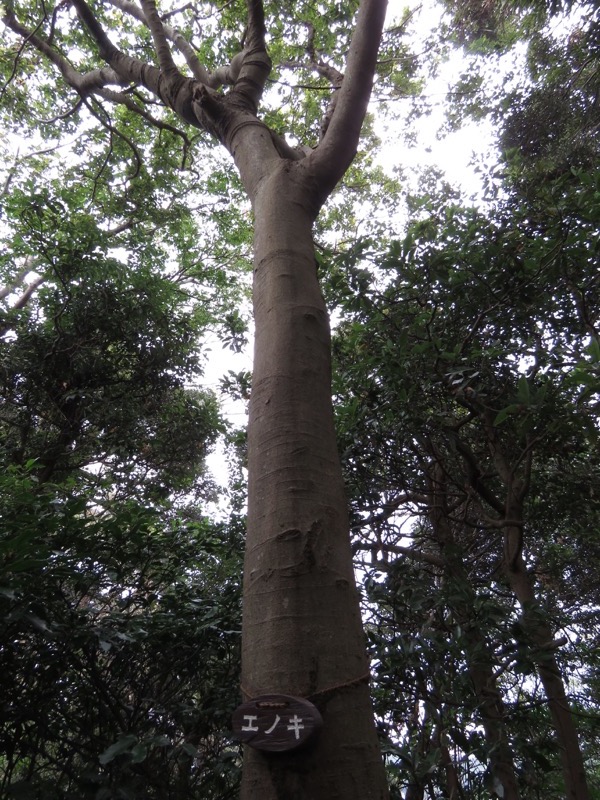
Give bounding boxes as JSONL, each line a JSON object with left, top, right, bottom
{"left": 227, "top": 3, "right": 390, "bottom": 795}
{"left": 241, "top": 162, "right": 388, "bottom": 799}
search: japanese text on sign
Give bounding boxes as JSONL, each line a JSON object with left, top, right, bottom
{"left": 232, "top": 694, "right": 322, "bottom": 753}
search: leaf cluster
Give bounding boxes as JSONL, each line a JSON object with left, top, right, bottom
{"left": 0, "top": 464, "right": 243, "bottom": 799}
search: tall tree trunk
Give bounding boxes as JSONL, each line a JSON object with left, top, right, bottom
{"left": 241, "top": 164, "right": 388, "bottom": 798}
{"left": 481, "top": 416, "right": 590, "bottom": 800}
{"left": 427, "top": 464, "right": 521, "bottom": 800}
{"left": 504, "top": 514, "right": 590, "bottom": 800}
{"left": 1, "top": 0, "right": 390, "bottom": 795}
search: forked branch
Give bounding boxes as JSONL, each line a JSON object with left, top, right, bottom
{"left": 108, "top": 0, "right": 209, "bottom": 82}
{"left": 226, "top": 0, "right": 271, "bottom": 113}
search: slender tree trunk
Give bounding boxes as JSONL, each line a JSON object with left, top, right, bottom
{"left": 427, "top": 465, "right": 521, "bottom": 800}
{"left": 404, "top": 693, "right": 428, "bottom": 800}
{"left": 240, "top": 165, "right": 388, "bottom": 798}
{"left": 470, "top": 412, "right": 591, "bottom": 800}
{"left": 462, "top": 637, "right": 520, "bottom": 799}
{"left": 504, "top": 514, "right": 590, "bottom": 800}
{"left": 434, "top": 727, "right": 464, "bottom": 800}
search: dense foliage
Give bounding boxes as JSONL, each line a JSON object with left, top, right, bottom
{"left": 330, "top": 164, "right": 600, "bottom": 796}
{"left": 326, "top": 4, "right": 600, "bottom": 796}
{"left": 0, "top": 179, "right": 244, "bottom": 797}
{"left": 1, "top": 473, "right": 243, "bottom": 799}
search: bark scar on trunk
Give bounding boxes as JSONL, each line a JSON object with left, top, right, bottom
{"left": 272, "top": 521, "right": 322, "bottom": 573}
{"left": 302, "top": 520, "right": 321, "bottom": 568}
{"left": 276, "top": 528, "right": 302, "bottom": 541}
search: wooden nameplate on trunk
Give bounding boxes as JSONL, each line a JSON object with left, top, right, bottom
{"left": 232, "top": 694, "right": 323, "bottom": 752}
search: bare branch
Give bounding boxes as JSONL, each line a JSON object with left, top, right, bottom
{"left": 227, "top": 0, "right": 271, "bottom": 112}
{"left": 12, "top": 274, "right": 46, "bottom": 309}
{"left": 1, "top": 155, "right": 19, "bottom": 198}
{"left": 108, "top": 0, "right": 210, "bottom": 83}
{"left": 104, "top": 218, "right": 136, "bottom": 236}
{"left": 32, "top": 98, "right": 83, "bottom": 125}
{"left": 267, "top": 129, "right": 308, "bottom": 160}
{"left": 69, "top": 0, "right": 161, "bottom": 96}
{"left": 139, "top": 0, "right": 180, "bottom": 78}
{"left": 71, "top": 0, "right": 200, "bottom": 125}
{"left": 107, "top": 0, "right": 252, "bottom": 89}
{"left": 476, "top": 516, "right": 526, "bottom": 529}
{"left": 451, "top": 433, "right": 505, "bottom": 514}
{"left": 307, "top": 0, "right": 387, "bottom": 204}
{"left": 0, "top": 258, "right": 38, "bottom": 301}
{"left": 370, "top": 543, "right": 445, "bottom": 569}
{"left": 160, "top": 3, "right": 193, "bottom": 22}
{"left": 291, "top": 21, "right": 345, "bottom": 139}
{"left": 245, "top": 0, "right": 266, "bottom": 51}
{"left": 2, "top": 6, "right": 125, "bottom": 94}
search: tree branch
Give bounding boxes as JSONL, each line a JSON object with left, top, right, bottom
{"left": 108, "top": 0, "right": 259, "bottom": 92}
{"left": 139, "top": 0, "right": 180, "bottom": 78}
{"left": 351, "top": 493, "right": 422, "bottom": 530}
{"left": 96, "top": 86, "right": 191, "bottom": 155}
{"left": 70, "top": 0, "right": 157, "bottom": 86}
{"left": 12, "top": 274, "right": 46, "bottom": 310}
{"left": 32, "top": 98, "right": 83, "bottom": 125}
{"left": 226, "top": 0, "right": 271, "bottom": 113}
{"left": 84, "top": 96, "right": 142, "bottom": 179}
{"left": 302, "top": 21, "right": 344, "bottom": 138}
{"left": 71, "top": 0, "right": 199, "bottom": 125}
{"left": 245, "top": 0, "right": 266, "bottom": 51}
{"left": 108, "top": 0, "right": 210, "bottom": 83}
{"left": 160, "top": 2, "right": 193, "bottom": 22}
{"left": 1, "top": 7, "right": 190, "bottom": 148}
{"left": 0, "top": 257, "right": 37, "bottom": 300}
{"left": 2, "top": 7, "right": 126, "bottom": 94}
{"left": 376, "top": 543, "right": 445, "bottom": 569}
{"left": 307, "top": 0, "right": 387, "bottom": 203}
{"left": 451, "top": 433, "right": 505, "bottom": 514}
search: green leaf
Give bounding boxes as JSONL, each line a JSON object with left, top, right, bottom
{"left": 517, "top": 375, "right": 530, "bottom": 404}
{"left": 586, "top": 338, "right": 600, "bottom": 363}
{"left": 98, "top": 734, "right": 138, "bottom": 765}
{"left": 130, "top": 743, "right": 148, "bottom": 763}
{"left": 493, "top": 403, "right": 521, "bottom": 426}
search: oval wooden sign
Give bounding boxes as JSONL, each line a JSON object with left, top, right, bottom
{"left": 232, "top": 694, "right": 323, "bottom": 752}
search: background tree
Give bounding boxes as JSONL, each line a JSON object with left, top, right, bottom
{"left": 0, "top": 189, "right": 249, "bottom": 798}
{"left": 322, "top": 3, "right": 600, "bottom": 794}
{"left": 329, "top": 150, "right": 600, "bottom": 800}
{"left": 1, "top": 474, "right": 245, "bottom": 799}
{"left": 4, "top": 0, "right": 600, "bottom": 797}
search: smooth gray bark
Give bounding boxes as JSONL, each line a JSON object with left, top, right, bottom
{"left": 242, "top": 165, "right": 387, "bottom": 798}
